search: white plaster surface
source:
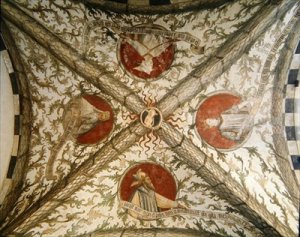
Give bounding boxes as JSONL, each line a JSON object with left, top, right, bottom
{"left": 0, "top": 51, "right": 15, "bottom": 200}
{"left": 290, "top": 54, "right": 300, "bottom": 69}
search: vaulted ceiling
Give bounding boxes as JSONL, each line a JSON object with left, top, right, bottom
{"left": 0, "top": 0, "right": 299, "bottom": 236}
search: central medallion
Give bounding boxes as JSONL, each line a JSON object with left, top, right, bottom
{"left": 140, "top": 107, "right": 162, "bottom": 129}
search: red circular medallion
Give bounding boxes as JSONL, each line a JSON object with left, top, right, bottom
{"left": 118, "top": 25, "right": 175, "bottom": 80}
{"left": 120, "top": 163, "right": 177, "bottom": 206}
{"left": 76, "top": 95, "right": 114, "bottom": 144}
{"left": 195, "top": 92, "right": 252, "bottom": 150}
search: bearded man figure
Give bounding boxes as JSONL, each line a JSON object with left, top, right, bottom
{"left": 129, "top": 169, "right": 183, "bottom": 214}
{"left": 46, "top": 95, "right": 112, "bottom": 180}
{"left": 64, "top": 96, "right": 111, "bottom": 136}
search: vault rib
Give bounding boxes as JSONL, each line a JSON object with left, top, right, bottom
{"left": 0, "top": 122, "right": 147, "bottom": 235}
{"left": 1, "top": 0, "right": 299, "bottom": 236}
{"left": 271, "top": 13, "right": 300, "bottom": 206}
{"left": 158, "top": 0, "right": 299, "bottom": 118}
{"left": 158, "top": 122, "right": 295, "bottom": 237}
{"left": 1, "top": 0, "right": 146, "bottom": 115}
{"left": 155, "top": 1, "right": 300, "bottom": 235}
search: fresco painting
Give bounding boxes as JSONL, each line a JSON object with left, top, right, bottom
{"left": 119, "top": 162, "right": 180, "bottom": 219}
{"left": 70, "top": 94, "right": 114, "bottom": 145}
{"left": 0, "top": 0, "right": 299, "bottom": 237}
{"left": 46, "top": 94, "right": 114, "bottom": 180}
{"left": 140, "top": 107, "right": 162, "bottom": 129}
{"left": 118, "top": 24, "right": 175, "bottom": 80}
{"left": 195, "top": 92, "right": 253, "bottom": 150}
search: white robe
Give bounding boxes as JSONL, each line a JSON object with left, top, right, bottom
{"left": 76, "top": 98, "right": 102, "bottom": 135}
{"left": 64, "top": 97, "right": 104, "bottom": 136}
{"left": 219, "top": 101, "right": 253, "bottom": 141}
{"left": 129, "top": 186, "right": 178, "bottom": 218}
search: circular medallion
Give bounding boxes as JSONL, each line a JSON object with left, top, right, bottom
{"left": 195, "top": 92, "right": 253, "bottom": 150}
{"left": 140, "top": 107, "right": 162, "bottom": 129}
{"left": 119, "top": 162, "right": 177, "bottom": 213}
{"left": 63, "top": 94, "right": 114, "bottom": 145}
{"left": 118, "top": 24, "right": 175, "bottom": 80}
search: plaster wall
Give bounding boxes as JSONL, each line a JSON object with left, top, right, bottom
{"left": 0, "top": 51, "right": 14, "bottom": 202}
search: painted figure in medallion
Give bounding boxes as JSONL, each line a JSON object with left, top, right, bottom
{"left": 119, "top": 163, "right": 185, "bottom": 219}
{"left": 63, "top": 95, "right": 113, "bottom": 144}
{"left": 196, "top": 93, "right": 254, "bottom": 150}
{"left": 140, "top": 107, "right": 162, "bottom": 129}
{"left": 129, "top": 169, "right": 182, "bottom": 213}
{"left": 118, "top": 24, "right": 175, "bottom": 80}
{"left": 46, "top": 94, "right": 114, "bottom": 180}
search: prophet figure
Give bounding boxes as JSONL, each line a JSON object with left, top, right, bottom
{"left": 64, "top": 96, "right": 111, "bottom": 136}
{"left": 128, "top": 169, "right": 185, "bottom": 216}
{"left": 205, "top": 100, "right": 254, "bottom": 142}
{"left": 46, "top": 95, "right": 113, "bottom": 180}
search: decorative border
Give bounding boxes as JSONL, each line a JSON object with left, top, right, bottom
{"left": 0, "top": 34, "right": 20, "bottom": 181}
{"left": 271, "top": 10, "right": 300, "bottom": 207}
{"left": 88, "top": 228, "right": 223, "bottom": 237}
{"left": 0, "top": 21, "right": 33, "bottom": 229}
{"left": 84, "top": 0, "right": 231, "bottom": 14}
{"left": 284, "top": 39, "right": 300, "bottom": 170}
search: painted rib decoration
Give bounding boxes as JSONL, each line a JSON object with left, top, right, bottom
{"left": 0, "top": 0, "right": 300, "bottom": 236}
